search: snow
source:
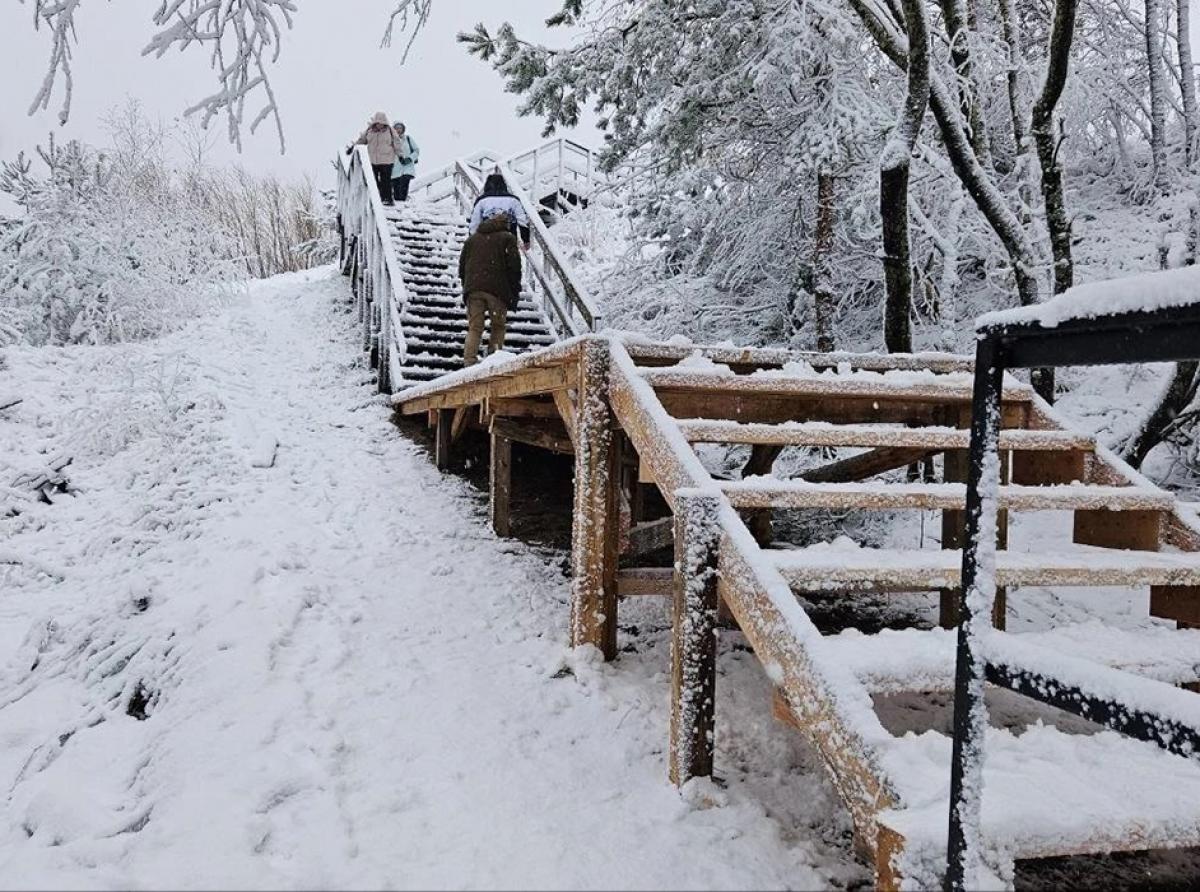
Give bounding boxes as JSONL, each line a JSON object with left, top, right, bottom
{"left": 978, "top": 264, "right": 1200, "bottom": 329}
{"left": 0, "top": 268, "right": 855, "bottom": 889}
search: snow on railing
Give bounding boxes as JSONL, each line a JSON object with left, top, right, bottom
{"left": 336, "top": 146, "right": 414, "bottom": 391}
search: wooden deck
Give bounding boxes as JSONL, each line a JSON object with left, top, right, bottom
{"left": 392, "top": 334, "right": 1200, "bottom": 888}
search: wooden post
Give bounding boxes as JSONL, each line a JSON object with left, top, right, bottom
{"left": 435, "top": 409, "right": 453, "bottom": 471}
{"left": 490, "top": 429, "right": 513, "bottom": 537}
{"left": 570, "top": 340, "right": 621, "bottom": 659}
{"left": 670, "top": 490, "right": 722, "bottom": 787}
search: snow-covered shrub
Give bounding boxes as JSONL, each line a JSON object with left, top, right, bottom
{"left": 0, "top": 136, "right": 239, "bottom": 346}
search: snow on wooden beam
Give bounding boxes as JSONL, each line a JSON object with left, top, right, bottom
{"left": 677, "top": 420, "right": 1094, "bottom": 451}
{"left": 772, "top": 544, "right": 1200, "bottom": 591}
{"left": 622, "top": 341, "right": 975, "bottom": 374}
{"left": 723, "top": 480, "right": 1173, "bottom": 512}
{"left": 641, "top": 369, "right": 1033, "bottom": 404}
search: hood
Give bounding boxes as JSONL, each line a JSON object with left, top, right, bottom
{"left": 478, "top": 214, "right": 513, "bottom": 234}
{"left": 371, "top": 111, "right": 389, "bottom": 125}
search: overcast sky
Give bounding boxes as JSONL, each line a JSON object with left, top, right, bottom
{"left": 0, "top": 1, "right": 599, "bottom": 188}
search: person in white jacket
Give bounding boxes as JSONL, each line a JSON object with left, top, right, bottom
{"left": 469, "top": 174, "right": 531, "bottom": 248}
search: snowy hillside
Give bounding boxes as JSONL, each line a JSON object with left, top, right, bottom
{"left": 0, "top": 269, "right": 864, "bottom": 889}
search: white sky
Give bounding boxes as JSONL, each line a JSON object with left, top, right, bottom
{"left": 0, "top": 1, "right": 599, "bottom": 187}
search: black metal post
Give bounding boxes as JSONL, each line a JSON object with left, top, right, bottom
{"left": 946, "top": 336, "right": 1006, "bottom": 891}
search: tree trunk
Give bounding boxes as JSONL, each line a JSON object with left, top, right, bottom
{"left": 1123, "top": 362, "right": 1200, "bottom": 468}
{"left": 998, "top": 0, "right": 1034, "bottom": 217}
{"left": 939, "top": 0, "right": 992, "bottom": 169}
{"left": 1029, "top": 0, "right": 1079, "bottom": 403}
{"left": 881, "top": 0, "right": 931, "bottom": 354}
{"left": 848, "top": 0, "right": 1043, "bottom": 314}
{"left": 1177, "top": 0, "right": 1198, "bottom": 168}
{"left": 1145, "top": 0, "right": 1171, "bottom": 192}
{"left": 813, "top": 169, "right": 837, "bottom": 352}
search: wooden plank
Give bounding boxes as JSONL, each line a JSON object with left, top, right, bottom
{"left": 641, "top": 369, "right": 1033, "bottom": 404}
{"left": 655, "top": 390, "right": 1030, "bottom": 429}
{"left": 773, "top": 549, "right": 1200, "bottom": 590}
{"left": 624, "top": 342, "right": 976, "bottom": 374}
{"left": 434, "top": 408, "right": 453, "bottom": 471}
{"left": 489, "top": 398, "right": 561, "bottom": 419}
{"left": 490, "top": 429, "right": 512, "bottom": 538}
{"left": 490, "top": 417, "right": 574, "bottom": 455}
{"left": 1074, "top": 509, "right": 1163, "bottom": 551}
{"left": 569, "top": 340, "right": 621, "bottom": 660}
{"left": 678, "top": 419, "right": 1094, "bottom": 451}
{"left": 1150, "top": 585, "right": 1200, "bottom": 625}
{"left": 617, "top": 567, "right": 673, "bottom": 597}
{"left": 722, "top": 481, "right": 1172, "bottom": 512}
{"left": 1011, "top": 448, "right": 1087, "bottom": 486}
{"left": 670, "top": 493, "right": 721, "bottom": 786}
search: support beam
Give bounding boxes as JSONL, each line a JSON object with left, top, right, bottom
{"left": 435, "top": 408, "right": 453, "bottom": 471}
{"left": 743, "top": 444, "right": 784, "bottom": 545}
{"left": 798, "top": 446, "right": 935, "bottom": 484}
{"left": 490, "top": 429, "right": 513, "bottom": 537}
{"left": 451, "top": 406, "right": 474, "bottom": 443}
{"left": 491, "top": 417, "right": 574, "bottom": 455}
{"left": 669, "top": 490, "right": 722, "bottom": 786}
{"left": 570, "top": 340, "right": 621, "bottom": 660}
{"left": 626, "top": 516, "right": 675, "bottom": 556}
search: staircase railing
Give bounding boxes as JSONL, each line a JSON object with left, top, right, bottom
{"left": 335, "top": 146, "right": 412, "bottom": 391}
{"left": 408, "top": 156, "right": 603, "bottom": 339}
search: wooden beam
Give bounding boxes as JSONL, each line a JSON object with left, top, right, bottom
{"left": 569, "top": 340, "right": 621, "bottom": 660}
{"left": 670, "top": 491, "right": 721, "bottom": 786}
{"left": 1150, "top": 585, "right": 1200, "bottom": 626}
{"left": 450, "top": 406, "right": 473, "bottom": 443}
{"left": 743, "top": 444, "right": 784, "bottom": 546}
{"left": 1075, "top": 509, "right": 1162, "bottom": 551}
{"left": 1010, "top": 447, "right": 1087, "bottom": 486}
{"left": 490, "top": 417, "right": 574, "bottom": 455}
{"left": 490, "top": 398, "right": 561, "bottom": 419}
{"left": 490, "top": 429, "right": 512, "bottom": 537}
{"left": 617, "top": 567, "right": 673, "bottom": 597}
{"left": 626, "top": 516, "right": 674, "bottom": 556}
{"left": 798, "top": 446, "right": 935, "bottom": 485}
{"left": 553, "top": 390, "right": 578, "bottom": 448}
{"left": 435, "top": 408, "right": 453, "bottom": 471}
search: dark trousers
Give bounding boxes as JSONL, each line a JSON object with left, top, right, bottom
{"left": 371, "top": 164, "right": 394, "bottom": 204}
{"left": 393, "top": 174, "right": 414, "bottom": 202}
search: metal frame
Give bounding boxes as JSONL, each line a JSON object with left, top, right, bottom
{"left": 946, "top": 302, "right": 1200, "bottom": 890}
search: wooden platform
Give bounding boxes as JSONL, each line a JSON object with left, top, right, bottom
{"left": 392, "top": 335, "right": 1200, "bottom": 888}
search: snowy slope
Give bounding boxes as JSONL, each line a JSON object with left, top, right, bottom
{"left": 0, "top": 268, "right": 858, "bottom": 889}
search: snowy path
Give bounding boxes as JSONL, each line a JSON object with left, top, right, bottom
{"left": 0, "top": 270, "right": 856, "bottom": 889}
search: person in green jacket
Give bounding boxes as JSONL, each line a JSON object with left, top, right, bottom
{"left": 391, "top": 122, "right": 420, "bottom": 202}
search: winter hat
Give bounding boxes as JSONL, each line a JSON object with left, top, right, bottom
{"left": 371, "top": 111, "right": 389, "bottom": 125}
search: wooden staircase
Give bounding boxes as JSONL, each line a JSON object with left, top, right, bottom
{"left": 384, "top": 204, "right": 555, "bottom": 383}
{"left": 392, "top": 336, "right": 1200, "bottom": 888}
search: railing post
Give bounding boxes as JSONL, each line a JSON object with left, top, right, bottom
{"left": 946, "top": 335, "right": 1006, "bottom": 892}
{"left": 570, "top": 338, "right": 621, "bottom": 660}
{"left": 669, "top": 489, "right": 722, "bottom": 787}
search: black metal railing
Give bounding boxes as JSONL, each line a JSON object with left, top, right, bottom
{"left": 946, "top": 301, "right": 1200, "bottom": 890}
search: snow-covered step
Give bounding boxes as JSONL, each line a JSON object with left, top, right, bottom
{"left": 640, "top": 369, "right": 1033, "bottom": 404}
{"left": 770, "top": 542, "right": 1200, "bottom": 591}
{"left": 817, "top": 623, "right": 1200, "bottom": 694}
{"left": 724, "top": 479, "right": 1172, "bottom": 511}
{"left": 677, "top": 420, "right": 1095, "bottom": 451}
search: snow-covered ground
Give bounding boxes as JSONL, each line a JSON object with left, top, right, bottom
{"left": 0, "top": 268, "right": 863, "bottom": 889}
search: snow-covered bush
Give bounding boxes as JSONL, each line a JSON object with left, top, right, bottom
{"left": 0, "top": 135, "right": 239, "bottom": 346}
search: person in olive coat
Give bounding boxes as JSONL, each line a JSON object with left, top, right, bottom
{"left": 458, "top": 212, "right": 523, "bottom": 365}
